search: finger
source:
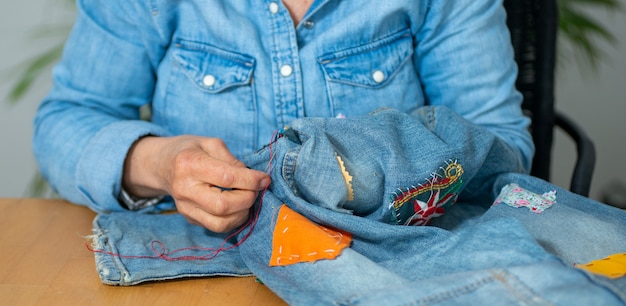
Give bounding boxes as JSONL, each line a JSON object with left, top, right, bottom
{"left": 196, "top": 187, "right": 260, "bottom": 216}
{"left": 181, "top": 203, "right": 251, "bottom": 233}
{"left": 173, "top": 148, "right": 270, "bottom": 192}
{"left": 198, "top": 138, "right": 247, "bottom": 168}
{"left": 173, "top": 176, "right": 261, "bottom": 217}
{"left": 198, "top": 158, "right": 270, "bottom": 192}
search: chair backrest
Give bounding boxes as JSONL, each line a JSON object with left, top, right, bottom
{"left": 503, "top": 0, "right": 558, "bottom": 182}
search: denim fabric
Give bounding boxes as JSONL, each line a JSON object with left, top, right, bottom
{"left": 92, "top": 107, "right": 626, "bottom": 305}
{"left": 242, "top": 106, "right": 525, "bottom": 224}
{"left": 91, "top": 212, "right": 252, "bottom": 285}
{"left": 33, "top": 0, "right": 533, "bottom": 213}
{"left": 486, "top": 173, "right": 626, "bottom": 267}
{"left": 341, "top": 262, "right": 624, "bottom": 306}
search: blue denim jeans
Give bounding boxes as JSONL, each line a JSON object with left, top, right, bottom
{"left": 92, "top": 107, "right": 626, "bottom": 305}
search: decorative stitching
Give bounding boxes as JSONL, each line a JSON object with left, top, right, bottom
{"left": 335, "top": 153, "right": 355, "bottom": 201}
{"left": 269, "top": 205, "right": 352, "bottom": 267}
{"left": 576, "top": 253, "right": 626, "bottom": 279}
{"left": 389, "top": 160, "right": 464, "bottom": 225}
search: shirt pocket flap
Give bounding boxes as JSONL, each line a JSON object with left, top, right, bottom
{"left": 172, "top": 40, "right": 255, "bottom": 93}
{"left": 318, "top": 29, "right": 413, "bottom": 88}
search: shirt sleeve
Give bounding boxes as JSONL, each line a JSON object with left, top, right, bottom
{"left": 32, "top": 0, "right": 173, "bottom": 213}
{"left": 415, "top": 0, "right": 535, "bottom": 172}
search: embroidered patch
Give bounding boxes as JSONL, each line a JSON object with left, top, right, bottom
{"left": 493, "top": 183, "right": 556, "bottom": 213}
{"left": 576, "top": 253, "right": 626, "bottom": 279}
{"left": 269, "top": 205, "right": 352, "bottom": 267}
{"left": 389, "top": 160, "right": 464, "bottom": 226}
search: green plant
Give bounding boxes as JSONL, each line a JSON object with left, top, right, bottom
{"left": 558, "top": 0, "right": 623, "bottom": 69}
{"left": 3, "top": 0, "right": 623, "bottom": 197}
{"left": 4, "top": 0, "right": 75, "bottom": 107}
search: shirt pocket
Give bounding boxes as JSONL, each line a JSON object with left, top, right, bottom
{"left": 318, "top": 28, "right": 423, "bottom": 117}
{"left": 172, "top": 40, "right": 255, "bottom": 94}
{"left": 164, "top": 40, "right": 258, "bottom": 156}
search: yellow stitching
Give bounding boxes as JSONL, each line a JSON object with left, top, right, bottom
{"left": 335, "top": 153, "right": 355, "bottom": 201}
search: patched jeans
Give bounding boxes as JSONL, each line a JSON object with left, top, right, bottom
{"left": 92, "top": 107, "right": 626, "bottom": 305}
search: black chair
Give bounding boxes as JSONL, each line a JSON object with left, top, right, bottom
{"left": 503, "top": 0, "right": 596, "bottom": 197}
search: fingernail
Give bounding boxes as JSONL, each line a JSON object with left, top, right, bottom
{"left": 260, "top": 177, "right": 271, "bottom": 189}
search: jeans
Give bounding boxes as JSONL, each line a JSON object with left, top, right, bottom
{"left": 92, "top": 107, "right": 626, "bottom": 305}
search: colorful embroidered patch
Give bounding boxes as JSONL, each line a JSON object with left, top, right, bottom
{"left": 576, "top": 253, "right": 626, "bottom": 279}
{"left": 269, "top": 205, "right": 352, "bottom": 267}
{"left": 389, "top": 160, "right": 464, "bottom": 226}
{"left": 493, "top": 183, "right": 556, "bottom": 213}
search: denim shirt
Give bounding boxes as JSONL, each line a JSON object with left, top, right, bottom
{"left": 33, "top": 0, "right": 533, "bottom": 213}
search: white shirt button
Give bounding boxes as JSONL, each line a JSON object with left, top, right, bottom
{"left": 269, "top": 2, "right": 279, "bottom": 14}
{"left": 303, "top": 20, "right": 315, "bottom": 28}
{"left": 372, "top": 70, "right": 385, "bottom": 83}
{"left": 202, "top": 74, "right": 216, "bottom": 87}
{"left": 280, "top": 65, "right": 293, "bottom": 77}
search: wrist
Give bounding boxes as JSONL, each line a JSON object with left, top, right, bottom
{"left": 122, "top": 135, "right": 170, "bottom": 198}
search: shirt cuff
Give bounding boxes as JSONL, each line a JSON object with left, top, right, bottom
{"left": 75, "top": 120, "right": 169, "bottom": 213}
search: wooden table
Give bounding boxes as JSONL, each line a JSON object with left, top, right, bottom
{"left": 0, "top": 198, "right": 286, "bottom": 305}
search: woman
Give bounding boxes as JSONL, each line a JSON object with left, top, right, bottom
{"left": 33, "top": 0, "right": 533, "bottom": 231}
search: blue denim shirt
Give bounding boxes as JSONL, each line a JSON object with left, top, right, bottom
{"left": 33, "top": 0, "right": 533, "bottom": 212}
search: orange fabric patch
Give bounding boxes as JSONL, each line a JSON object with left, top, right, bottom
{"left": 576, "top": 253, "right": 626, "bottom": 279}
{"left": 269, "top": 205, "right": 352, "bottom": 267}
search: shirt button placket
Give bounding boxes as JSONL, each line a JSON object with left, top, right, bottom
{"left": 267, "top": 0, "right": 303, "bottom": 127}
{"left": 280, "top": 65, "right": 293, "bottom": 77}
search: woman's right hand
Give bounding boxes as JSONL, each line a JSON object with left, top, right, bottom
{"left": 122, "top": 135, "right": 270, "bottom": 233}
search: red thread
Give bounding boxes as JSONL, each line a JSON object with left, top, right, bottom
{"left": 87, "top": 131, "right": 279, "bottom": 261}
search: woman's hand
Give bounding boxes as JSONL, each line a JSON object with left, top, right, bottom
{"left": 122, "top": 135, "right": 270, "bottom": 233}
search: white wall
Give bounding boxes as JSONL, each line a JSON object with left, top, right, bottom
{"left": 1, "top": 1, "right": 625, "bottom": 200}
{"left": 551, "top": 7, "right": 626, "bottom": 201}
{"left": 1, "top": 1, "right": 54, "bottom": 197}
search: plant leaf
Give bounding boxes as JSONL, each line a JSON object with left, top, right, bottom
{"left": 24, "top": 171, "right": 56, "bottom": 198}
{"left": 557, "top": 0, "right": 623, "bottom": 69}
{"left": 5, "top": 44, "right": 64, "bottom": 105}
